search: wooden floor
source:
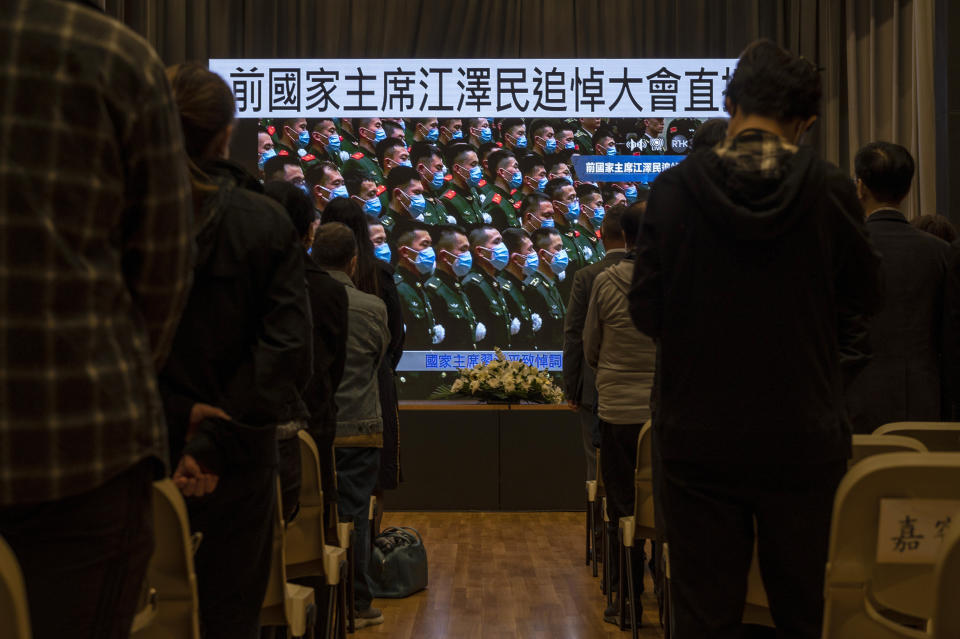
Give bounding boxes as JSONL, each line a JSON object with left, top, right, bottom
{"left": 366, "top": 511, "right": 664, "bottom": 638}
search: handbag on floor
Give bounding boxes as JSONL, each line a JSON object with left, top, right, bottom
{"left": 369, "top": 526, "right": 428, "bottom": 598}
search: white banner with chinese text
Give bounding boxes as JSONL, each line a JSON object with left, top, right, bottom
{"left": 208, "top": 58, "right": 737, "bottom": 118}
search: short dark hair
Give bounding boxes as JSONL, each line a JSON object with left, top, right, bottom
{"left": 304, "top": 161, "right": 339, "bottom": 187}
{"left": 726, "top": 39, "right": 822, "bottom": 121}
{"left": 521, "top": 192, "right": 550, "bottom": 214}
{"left": 576, "top": 183, "right": 601, "bottom": 200}
{"left": 382, "top": 120, "right": 404, "bottom": 140}
{"left": 854, "top": 141, "right": 915, "bottom": 204}
{"left": 312, "top": 221, "right": 357, "bottom": 270}
{"left": 308, "top": 117, "right": 336, "bottom": 132}
{"left": 394, "top": 220, "right": 431, "bottom": 249}
{"left": 386, "top": 165, "right": 420, "bottom": 196}
{"left": 351, "top": 117, "right": 377, "bottom": 134}
{"left": 478, "top": 141, "right": 501, "bottom": 161}
{"left": 445, "top": 143, "right": 476, "bottom": 172}
{"left": 263, "top": 154, "right": 300, "bottom": 181}
{"left": 486, "top": 149, "right": 516, "bottom": 174}
{"left": 591, "top": 127, "right": 615, "bottom": 149}
{"left": 468, "top": 225, "right": 496, "bottom": 249}
{"left": 432, "top": 225, "right": 468, "bottom": 253}
{"left": 544, "top": 155, "right": 569, "bottom": 175}
{"left": 519, "top": 153, "right": 545, "bottom": 177}
{"left": 911, "top": 214, "right": 958, "bottom": 243}
{"left": 262, "top": 180, "right": 315, "bottom": 240}
{"left": 376, "top": 137, "right": 407, "bottom": 167}
{"left": 600, "top": 205, "right": 625, "bottom": 240}
{"left": 501, "top": 227, "right": 531, "bottom": 255}
{"left": 690, "top": 118, "right": 729, "bottom": 153}
{"left": 343, "top": 169, "right": 376, "bottom": 196}
{"left": 410, "top": 142, "right": 442, "bottom": 170}
{"left": 366, "top": 213, "right": 383, "bottom": 228}
{"left": 530, "top": 227, "right": 560, "bottom": 250}
{"left": 622, "top": 202, "right": 645, "bottom": 246}
{"left": 544, "top": 177, "right": 572, "bottom": 201}
{"left": 500, "top": 118, "right": 524, "bottom": 134}
{"left": 529, "top": 119, "right": 553, "bottom": 141}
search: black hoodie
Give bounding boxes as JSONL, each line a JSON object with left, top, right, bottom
{"left": 629, "top": 130, "right": 883, "bottom": 464}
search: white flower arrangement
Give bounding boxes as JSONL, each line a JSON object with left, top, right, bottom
{"left": 431, "top": 348, "right": 564, "bottom": 404}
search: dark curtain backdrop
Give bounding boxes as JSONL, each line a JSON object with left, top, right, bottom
{"left": 103, "top": 0, "right": 936, "bottom": 216}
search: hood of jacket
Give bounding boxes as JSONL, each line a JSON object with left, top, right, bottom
{"left": 680, "top": 128, "right": 825, "bottom": 242}
{"left": 604, "top": 259, "right": 634, "bottom": 297}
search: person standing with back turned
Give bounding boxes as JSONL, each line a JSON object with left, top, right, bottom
{"left": 629, "top": 40, "right": 883, "bottom": 638}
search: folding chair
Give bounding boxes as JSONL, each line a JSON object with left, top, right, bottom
{"left": 0, "top": 534, "right": 31, "bottom": 639}
{"left": 874, "top": 422, "right": 960, "bottom": 452}
{"left": 585, "top": 447, "right": 600, "bottom": 578}
{"left": 618, "top": 420, "right": 655, "bottom": 639}
{"left": 851, "top": 434, "right": 928, "bottom": 466}
{"left": 135, "top": 479, "right": 200, "bottom": 639}
{"left": 260, "top": 479, "right": 316, "bottom": 638}
{"left": 822, "top": 452, "right": 960, "bottom": 638}
{"left": 285, "top": 431, "right": 349, "bottom": 639}
{"left": 931, "top": 511, "right": 960, "bottom": 638}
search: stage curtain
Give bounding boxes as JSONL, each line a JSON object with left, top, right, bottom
{"left": 104, "top": 0, "right": 936, "bottom": 215}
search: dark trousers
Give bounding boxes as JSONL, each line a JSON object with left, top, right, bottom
{"left": 579, "top": 408, "right": 600, "bottom": 481}
{"left": 0, "top": 459, "right": 155, "bottom": 639}
{"left": 599, "top": 419, "right": 646, "bottom": 599}
{"left": 278, "top": 435, "right": 302, "bottom": 522}
{"left": 188, "top": 462, "right": 277, "bottom": 639}
{"left": 335, "top": 446, "right": 380, "bottom": 611}
{"left": 657, "top": 458, "right": 846, "bottom": 639}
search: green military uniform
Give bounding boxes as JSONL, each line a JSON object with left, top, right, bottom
{"left": 483, "top": 185, "right": 523, "bottom": 230}
{"left": 523, "top": 271, "right": 566, "bottom": 350}
{"left": 424, "top": 269, "right": 481, "bottom": 348}
{"left": 574, "top": 128, "right": 595, "bottom": 155}
{"left": 301, "top": 144, "right": 345, "bottom": 172}
{"left": 441, "top": 182, "right": 490, "bottom": 227}
{"left": 394, "top": 267, "right": 441, "bottom": 349}
{"left": 571, "top": 222, "right": 605, "bottom": 265}
{"left": 555, "top": 224, "right": 587, "bottom": 303}
{"left": 337, "top": 123, "right": 360, "bottom": 155}
{"left": 461, "top": 268, "right": 513, "bottom": 350}
{"left": 475, "top": 177, "right": 496, "bottom": 203}
{"left": 342, "top": 150, "right": 384, "bottom": 185}
{"left": 497, "top": 270, "right": 539, "bottom": 349}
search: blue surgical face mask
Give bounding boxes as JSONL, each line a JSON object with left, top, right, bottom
{"left": 414, "top": 246, "right": 436, "bottom": 275}
{"left": 509, "top": 170, "right": 522, "bottom": 189}
{"left": 562, "top": 176, "right": 574, "bottom": 186}
{"left": 297, "top": 182, "right": 311, "bottom": 197}
{"left": 467, "top": 166, "right": 483, "bottom": 186}
{"left": 398, "top": 120, "right": 406, "bottom": 130}
{"left": 373, "top": 127, "right": 387, "bottom": 143}
{"left": 258, "top": 148, "right": 277, "bottom": 170}
{"left": 328, "top": 185, "right": 349, "bottom": 200}
{"left": 487, "top": 243, "right": 510, "bottom": 271}
{"left": 589, "top": 204, "right": 605, "bottom": 228}
{"left": 451, "top": 251, "right": 473, "bottom": 278}
{"left": 451, "top": 130, "right": 463, "bottom": 140}
{"left": 624, "top": 185, "right": 639, "bottom": 202}
{"left": 297, "top": 130, "right": 311, "bottom": 148}
{"left": 522, "top": 251, "right": 540, "bottom": 276}
{"left": 374, "top": 243, "right": 392, "bottom": 263}
{"left": 537, "top": 177, "right": 548, "bottom": 192}
{"left": 425, "top": 126, "right": 439, "bottom": 142}
{"left": 363, "top": 196, "right": 382, "bottom": 214}
{"left": 406, "top": 193, "right": 427, "bottom": 217}
{"left": 399, "top": 159, "right": 413, "bottom": 168}
{"left": 564, "top": 199, "right": 581, "bottom": 222}
{"left": 428, "top": 169, "right": 445, "bottom": 190}
{"left": 548, "top": 249, "right": 569, "bottom": 275}
{"left": 514, "top": 134, "right": 528, "bottom": 149}
{"left": 478, "top": 126, "right": 492, "bottom": 143}
{"left": 325, "top": 133, "right": 341, "bottom": 154}
{"left": 539, "top": 216, "right": 555, "bottom": 229}
{"left": 605, "top": 145, "right": 617, "bottom": 156}
{"left": 543, "top": 138, "right": 557, "bottom": 154}
{"left": 564, "top": 140, "right": 576, "bottom": 150}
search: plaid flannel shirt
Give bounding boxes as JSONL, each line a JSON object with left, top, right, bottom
{"left": 0, "top": 0, "right": 194, "bottom": 505}
{"left": 714, "top": 128, "right": 799, "bottom": 179}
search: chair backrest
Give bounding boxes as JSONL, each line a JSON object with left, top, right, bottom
{"left": 823, "top": 452, "right": 960, "bottom": 638}
{"left": 932, "top": 510, "right": 960, "bottom": 639}
{"left": 851, "top": 434, "right": 928, "bottom": 466}
{"left": 284, "top": 431, "right": 328, "bottom": 574}
{"left": 261, "top": 479, "right": 288, "bottom": 613}
{"left": 874, "top": 423, "right": 960, "bottom": 452}
{"left": 139, "top": 479, "right": 200, "bottom": 639}
{"left": 632, "top": 421, "right": 656, "bottom": 536}
{"left": 0, "top": 534, "right": 31, "bottom": 639}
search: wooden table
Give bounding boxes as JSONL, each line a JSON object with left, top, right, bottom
{"left": 390, "top": 401, "right": 586, "bottom": 511}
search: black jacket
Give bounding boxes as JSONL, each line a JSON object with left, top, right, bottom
{"left": 846, "top": 210, "right": 953, "bottom": 433}
{"left": 160, "top": 160, "right": 311, "bottom": 471}
{"left": 629, "top": 133, "right": 883, "bottom": 464}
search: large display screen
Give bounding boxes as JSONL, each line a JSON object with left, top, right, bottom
{"left": 213, "top": 58, "right": 733, "bottom": 399}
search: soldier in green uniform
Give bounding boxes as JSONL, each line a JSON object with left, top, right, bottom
{"left": 462, "top": 225, "right": 514, "bottom": 351}
{"left": 410, "top": 143, "right": 456, "bottom": 226}
{"left": 410, "top": 117, "right": 440, "bottom": 145}
{"left": 342, "top": 117, "right": 386, "bottom": 185}
{"left": 544, "top": 178, "right": 588, "bottom": 301}
{"left": 303, "top": 117, "right": 347, "bottom": 172}
{"left": 499, "top": 228, "right": 542, "bottom": 349}
{"left": 345, "top": 169, "right": 384, "bottom": 217}
{"left": 438, "top": 118, "right": 465, "bottom": 149}
{"left": 381, "top": 120, "right": 406, "bottom": 142}
{"left": 574, "top": 117, "right": 602, "bottom": 154}
{"left": 528, "top": 119, "right": 558, "bottom": 162}
{"left": 518, "top": 153, "right": 548, "bottom": 198}
{"left": 499, "top": 117, "right": 528, "bottom": 155}
{"left": 466, "top": 117, "right": 493, "bottom": 150}
{"left": 375, "top": 137, "right": 413, "bottom": 211}
{"left": 571, "top": 183, "right": 607, "bottom": 265}
{"left": 274, "top": 117, "right": 309, "bottom": 156}
{"left": 591, "top": 127, "right": 618, "bottom": 157}
{"left": 424, "top": 225, "right": 485, "bottom": 348}
{"left": 380, "top": 166, "right": 429, "bottom": 236}
{"left": 304, "top": 160, "right": 347, "bottom": 216}
{"left": 441, "top": 144, "right": 492, "bottom": 226}
{"left": 482, "top": 149, "right": 524, "bottom": 229}
{"left": 556, "top": 121, "right": 579, "bottom": 153}
{"left": 545, "top": 154, "right": 575, "bottom": 184}
{"left": 525, "top": 227, "right": 569, "bottom": 350}
{"left": 519, "top": 192, "right": 556, "bottom": 234}
{"left": 336, "top": 117, "right": 361, "bottom": 155}
{"left": 474, "top": 142, "right": 500, "bottom": 201}
{"left": 262, "top": 154, "right": 306, "bottom": 189}
{"left": 393, "top": 221, "right": 444, "bottom": 349}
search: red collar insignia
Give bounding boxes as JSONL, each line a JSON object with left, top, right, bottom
{"left": 492, "top": 193, "right": 502, "bottom": 204}
{"left": 351, "top": 152, "right": 364, "bottom": 160}
{"left": 375, "top": 185, "right": 387, "bottom": 195}
{"left": 266, "top": 125, "right": 276, "bottom": 136}
{"left": 443, "top": 190, "right": 457, "bottom": 200}
{"left": 301, "top": 154, "right": 316, "bottom": 162}
{"left": 477, "top": 179, "right": 487, "bottom": 187}
{"left": 277, "top": 149, "right": 289, "bottom": 156}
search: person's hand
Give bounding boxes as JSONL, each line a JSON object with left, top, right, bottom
{"left": 187, "top": 403, "right": 230, "bottom": 441}
{"left": 173, "top": 454, "right": 219, "bottom": 497}
{"left": 567, "top": 399, "right": 579, "bottom": 411}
